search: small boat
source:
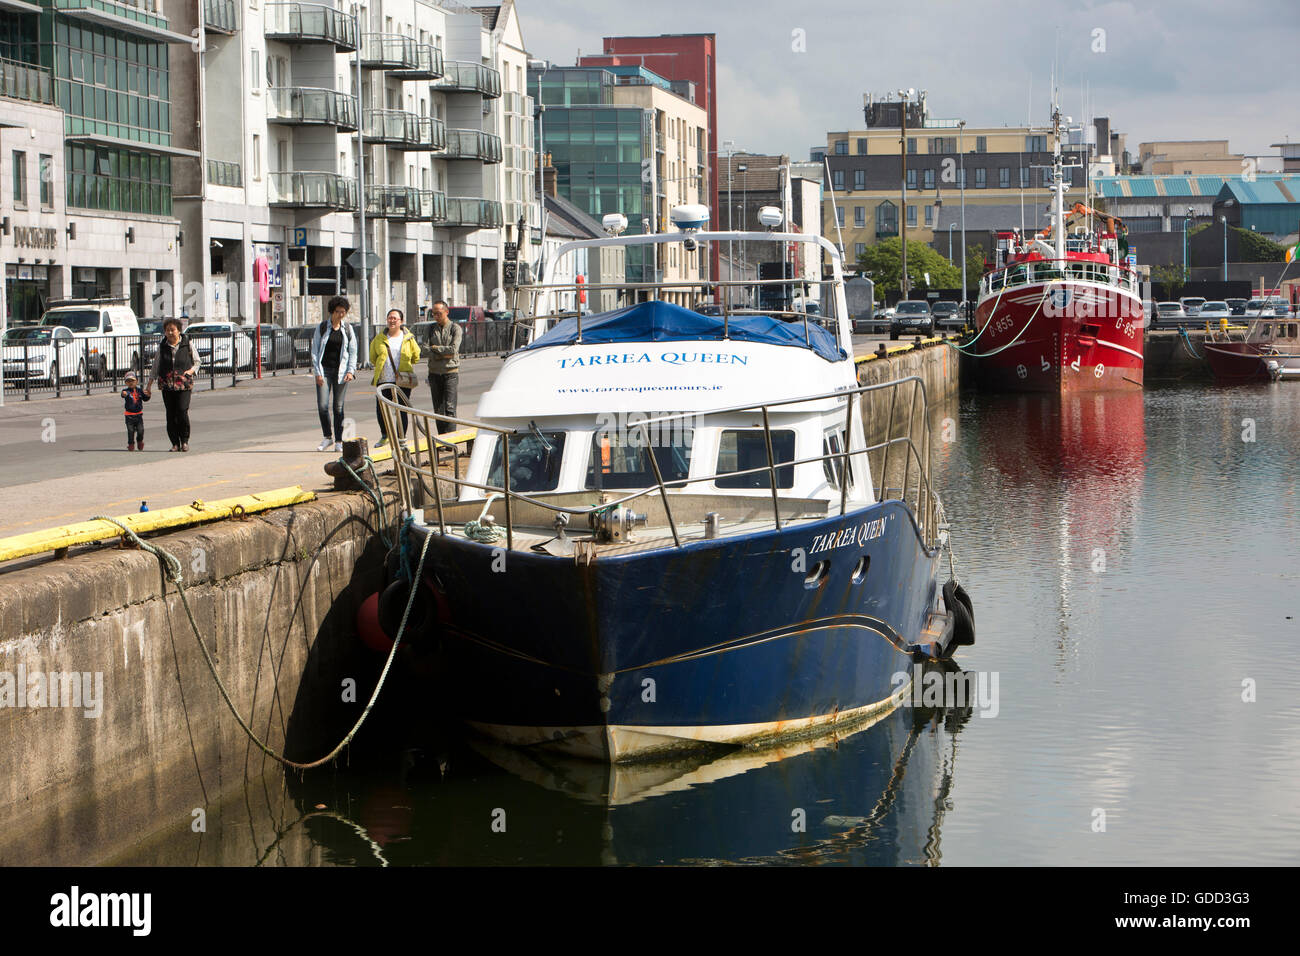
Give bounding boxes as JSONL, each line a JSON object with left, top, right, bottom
{"left": 968, "top": 102, "right": 1144, "bottom": 393}
{"left": 377, "top": 207, "right": 973, "bottom": 763}
{"left": 1204, "top": 315, "right": 1300, "bottom": 383}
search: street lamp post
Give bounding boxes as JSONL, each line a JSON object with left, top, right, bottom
{"left": 738, "top": 162, "right": 748, "bottom": 301}
{"left": 958, "top": 120, "right": 967, "bottom": 308}
{"left": 353, "top": 1, "right": 370, "bottom": 346}
{"left": 1183, "top": 207, "right": 1192, "bottom": 275}
{"left": 1221, "top": 215, "right": 1228, "bottom": 281}
{"left": 948, "top": 223, "right": 956, "bottom": 262}
{"left": 898, "top": 89, "right": 910, "bottom": 300}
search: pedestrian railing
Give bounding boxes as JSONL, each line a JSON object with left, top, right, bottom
{"left": 379, "top": 375, "right": 941, "bottom": 553}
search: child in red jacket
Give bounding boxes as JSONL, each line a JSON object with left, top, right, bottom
{"left": 122, "top": 372, "right": 151, "bottom": 450}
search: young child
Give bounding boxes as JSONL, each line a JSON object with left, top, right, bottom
{"left": 122, "top": 372, "right": 150, "bottom": 451}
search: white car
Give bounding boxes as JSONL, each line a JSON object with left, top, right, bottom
{"left": 1199, "top": 300, "right": 1231, "bottom": 320}
{"left": 1154, "top": 301, "right": 1185, "bottom": 326}
{"left": 1244, "top": 299, "right": 1274, "bottom": 317}
{"left": 186, "top": 322, "right": 254, "bottom": 371}
{"left": 1179, "top": 296, "right": 1206, "bottom": 317}
{"left": 2, "top": 326, "right": 85, "bottom": 385}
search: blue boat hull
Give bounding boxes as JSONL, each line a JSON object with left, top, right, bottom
{"left": 404, "top": 498, "right": 945, "bottom": 760}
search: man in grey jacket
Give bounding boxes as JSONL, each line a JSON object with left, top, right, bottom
{"left": 426, "top": 299, "right": 461, "bottom": 434}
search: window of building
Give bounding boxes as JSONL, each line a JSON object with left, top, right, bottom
{"left": 39, "top": 154, "right": 53, "bottom": 206}
{"left": 999, "top": 167, "right": 1010, "bottom": 188}
{"left": 923, "top": 168, "right": 934, "bottom": 190}
{"left": 252, "top": 134, "right": 261, "bottom": 180}
{"left": 856, "top": 137, "right": 867, "bottom": 155}
{"left": 836, "top": 206, "right": 845, "bottom": 227}
{"left": 1042, "top": 168, "right": 1052, "bottom": 187}
{"left": 1026, "top": 135, "right": 1046, "bottom": 153}
{"left": 251, "top": 49, "right": 260, "bottom": 91}
{"left": 855, "top": 242, "right": 865, "bottom": 258}
{"left": 924, "top": 204, "right": 933, "bottom": 226}
{"left": 834, "top": 140, "right": 847, "bottom": 155}
{"left": 907, "top": 138, "right": 916, "bottom": 154}
{"left": 832, "top": 169, "right": 844, "bottom": 190}
{"left": 976, "top": 136, "right": 987, "bottom": 152}
{"left": 854, "top": 205, "right": 864, "bottom": 227}
{"left": 876, "top": 201, "right": 897, "bottom": 235}
{"left": 853, "top": 169, "right": 865, "bottom": 191}
{"left": 975, "top": 167, "right": 987, "bottom": 188}
{"left": 906, "top": 168, "right": 916, "bottom": 189}
{"left": 906, "top": 204, "right": 916, "bottom": 227}
{"left": 1020, "top": 167, "right": 1030, "bottom": 188}
{"left": 12, "top": 151, "right": 26, "bottom": 205}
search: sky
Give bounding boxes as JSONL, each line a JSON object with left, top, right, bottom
{"left": 519, "top": 0, "right": 1300, "bottom": 170}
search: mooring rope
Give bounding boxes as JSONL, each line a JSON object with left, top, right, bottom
{"left": 1179, "top": 327, "right": 1203, "bottom": 359}
{"left": 336, "top": 455, "right": 393, "bottom": 549}
{"left": 91, "top": 513, "right": 433, "bottom": 771}
{"left": 949, "top": 284, "right": 1051, "bottom": 360}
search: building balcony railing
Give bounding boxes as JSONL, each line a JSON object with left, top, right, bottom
{"left": 361, "top": 33, "right": 419, "bottom": 70}
{"left": 443, "top": 197, "right": 504, "bottom": 229}
{"left": 264, "top": 3, "right": 358, "bottom": 52}
{"left": 435, "top": 61, "right": 501, "bottom": 98}
{"left": 389, "top": 43, "right": 443, "bottom": 80}
{"left": 363, "top": 110, "right": 442, "bottom": 150}
{"left": 0, "top": 57, "right": 53, "bottom": 105}
{"left": 267, "top": 87, "right": 358, "bottom": 130}
{"left": 268, "top": 170, "right": 357, "bottom": 210}
{"left": 49, "top": 0, "right": 169, "bottom": 32}
{"left": 203, "top": 0, "right": 237, "bottom": 33}
{"left": 443, "top": 128, "right": 503, "bottom": 163}
{"left": 875, "top": 225, "right": 898, "bottom": 239}
{"left": 365, "top": 186, "right": 447, "bottom": 221}
{"left": 206, "top": 158, "right": 242, "bottom": 188}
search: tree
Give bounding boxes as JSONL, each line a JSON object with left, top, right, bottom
{"left": 1150, "top": 263, "right": 1189, "bottom": 298}
{"left": 856, "top": 237, "right": 960, "bottom": 296}
{"left": 1234, "top": 227, "right": 1287, "bottom": 263}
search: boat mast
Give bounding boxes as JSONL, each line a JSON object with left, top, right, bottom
{"left": 1051, "top": 102, "right": 1066, "bottom": 262}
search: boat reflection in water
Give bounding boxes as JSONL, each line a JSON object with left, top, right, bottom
{"left": 283, "top": 664, "right": 975, "bottom": 866}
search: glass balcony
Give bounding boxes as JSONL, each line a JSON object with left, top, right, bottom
{"left": 363, "top": 110, "right": 441, "bottom": 150}
{"left": 268, "top": 171, "right": 357, "bottom": 210}
{"left": 206, "top": 159, "right": 243, "bottom": 187}
{"left": 436, "top": 61, "right": 501, "bottom": 98}
{"left": 203, "top": 0, "right": 237, "bottom": 33}
{"left": 264, "top": 3, "right": 358, "bottom": 52}
{"left": 389, "top": 43, "right": 444, "bottom": 80}
{"left": 0, "top": 57, "right": 53, "bottom": 106}
{"left": 442, "top": 129, "right": 503, "bottom": 163}
{"left": 365, "top": 186, "right": 447, "bottom": 221}
{"left": 443, "top": 197, "right": 504, "bottom": 229}
{"left": 267, "top": 88, "right": 358, "bottom": 130}
{"left": 361, "top": 33, "right": 419, "bottom": 70}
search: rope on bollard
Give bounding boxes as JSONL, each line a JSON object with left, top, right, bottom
{"left": 91, "top": 513, "right": 432, "bottom": 771}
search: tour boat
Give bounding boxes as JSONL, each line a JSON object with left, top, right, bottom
{"left": 968, "top": 104, "right": 1144, "bottom": 393}
{"left": 376, "top": 208, "right": 973, "bottom": 763}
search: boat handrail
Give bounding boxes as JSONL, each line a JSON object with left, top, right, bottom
{"left": 378, "top": 375, "right": 940, "bottom": 552}
{"left": 980, "top": 257, "right": 1140, "bottom": 299}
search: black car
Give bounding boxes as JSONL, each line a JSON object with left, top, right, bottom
{"left": 1226, "top": 298, "right": 1248, "bottom": 317}
{"left": 930, "top": 300, "right": 963, "bottom": 331}
{"left": 890, "top": 301, "right": 933, "bottom": 339}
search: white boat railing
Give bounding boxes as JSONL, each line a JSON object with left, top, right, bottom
{"left": 378, "top": 375, "right": 941, "bottom": 552}
{"left": 979, "top": 257, "right": 1140, "bottom": 299}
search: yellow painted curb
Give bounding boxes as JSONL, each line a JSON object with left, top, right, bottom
{"left": 0, "top": 486, "right": 316, "bottom": 564}
{"left": 854, "top": 337, "right": 948, "bottom": 364}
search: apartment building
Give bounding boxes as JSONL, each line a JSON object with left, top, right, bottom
{"left": 1, "top": 0, "right": 186, "bottom": 326}
{"left": 169, "top": 0, "right": 536, "bottom": 331}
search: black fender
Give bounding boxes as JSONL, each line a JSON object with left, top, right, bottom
{"left": 943, "top": 579, "right": 975, "bottom": 648}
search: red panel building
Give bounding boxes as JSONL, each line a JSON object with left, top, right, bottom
{"left": 579, "top": 34, "right": 719, "bottom": 283}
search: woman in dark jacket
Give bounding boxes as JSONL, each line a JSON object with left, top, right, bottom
{"left": 144, "top": 317, "right": 200, "bottom": 451}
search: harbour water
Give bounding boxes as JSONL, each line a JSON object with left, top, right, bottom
{"left": 115, "top": 382, "right": 1300, "bottom": 866}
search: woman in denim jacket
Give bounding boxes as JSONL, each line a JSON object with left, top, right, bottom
{"left": 310, "top": 295, "right": 359, "bottom": 451}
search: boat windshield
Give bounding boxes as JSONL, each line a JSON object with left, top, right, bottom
{"left": 586, "top": 428, "right": 694, "bottom": 490}
{"left": 487, "top": 431, "right": 567, "bottom": 493}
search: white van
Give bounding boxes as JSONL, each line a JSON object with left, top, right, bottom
{"left": 39, "top": 301, "right": 141, "bottom": 381}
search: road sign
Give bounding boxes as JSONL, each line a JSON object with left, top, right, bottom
{"left": 504, "top": 241, "right": 518, "bottom": 262}
{"left": 346, "top": 250, "right": 381, "bottom": 273}
{"left": 530, "top": 226, "right": 542, "bottom": 246}
{"left": 292, "top": 228, "right": 308, "bottom": 247}
{"left": 253, "top": 242, "right": 281, "bottom": 289}
{"left": 503, "top": 262, "right": 518, "bottom": 286}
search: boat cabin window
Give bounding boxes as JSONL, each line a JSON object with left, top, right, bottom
{"left": 823, "top": 430, "right": 851, "bottom": 491}
{"left": 586, "top": 428, "right": 694, "bottom": 490}
{"left": 715, "top": 429, "right": 796, "bottom": 489}
{"left": 487, "top": 431, "right": 567, "bottom": 493}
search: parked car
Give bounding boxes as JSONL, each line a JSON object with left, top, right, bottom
{"left": 186, "top": 322, "right": 254, "bottom": 371}
{"left": 1265, "top": 296, "right": 1292, "bottom": 317}
{"left": 139, "top": 318, "right": 165, "bottom": 371}
{"left": 1179, "top": 296, "right": 1207, "bottom": 317}
{"left": 1244, "top": 299, "right": 1274, "bottom": 317}
{"left": 890, "top": 300, "right": 933, "bottom": 339}
{"left": 930, "top": 300, "right": 963, "bottom": 331}
{"left": 1154, "top": 301, "right": 1186, "bottom": 326}
{"left": 486, "top": 310, "right": 515, "bottom": 322}
{"left": 2, "top": 326, "right": 84, "bottom": 385}
{"left": 251, "top": 323, "right": 295, "bottom": 368}
{"left": 1225, "top": 298, "right": 1249, "bottom": 316}
{"left": 1199, "top": 300, "right": 1231, "bottom": 320}
{"left": 287, "top": 326, "right": 315, "bottom": 365}
{"left": 449, "top": 306, "right": 487, "bottom": 324}
{"left": 39, "top": 301, "right": 141, "bottom": 380}
{"left": 696, "top": 304, "right": 724, "bottom": 317}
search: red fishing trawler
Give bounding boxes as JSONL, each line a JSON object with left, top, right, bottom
{"left": 969, "top": 105, "right": 1144, "bottom": 393}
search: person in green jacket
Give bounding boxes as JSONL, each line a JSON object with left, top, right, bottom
{"left": 370, "top": 308, "right": 421, "bottom": 447}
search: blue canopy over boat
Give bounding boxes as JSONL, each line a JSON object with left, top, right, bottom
{"left": 522, "top": 301, "right": 846, "bottom": 363}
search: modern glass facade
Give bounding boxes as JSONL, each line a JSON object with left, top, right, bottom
{"left": 50, "top": 17, "right": 170, "bottom": 145}
{"left": 66, "top": 142, "right": 170, "bottom": 214}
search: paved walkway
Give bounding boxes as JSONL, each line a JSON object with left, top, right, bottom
{"left": 0, "top": 357, "right": 502, "bottom": 537}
